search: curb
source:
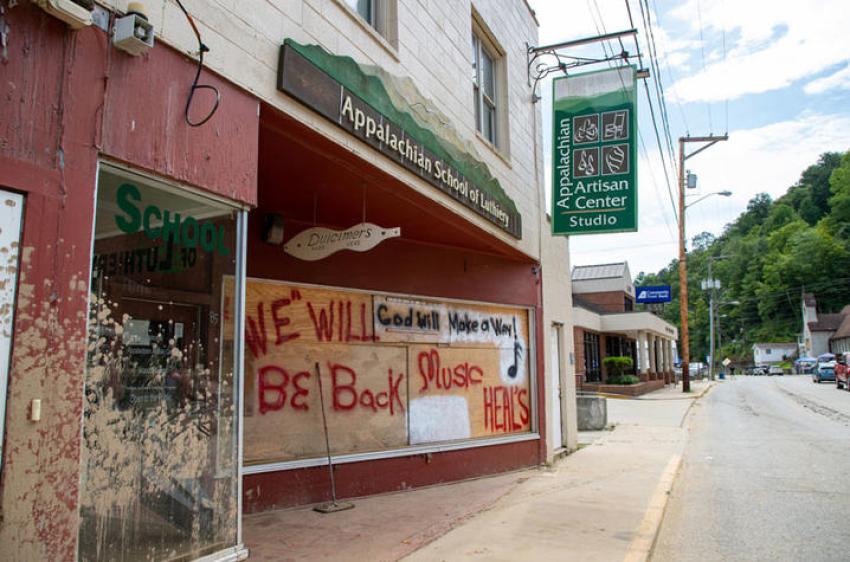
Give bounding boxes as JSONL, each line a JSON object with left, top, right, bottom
{"left": 622, "top": 454, "right": 683, "bottom": 562}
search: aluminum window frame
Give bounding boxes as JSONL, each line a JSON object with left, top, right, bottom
{"left": 0, "top": 188, "right": 25, "bottom": 479}
{"left": 82, "top": 160, "right": 250, "bottom": 562}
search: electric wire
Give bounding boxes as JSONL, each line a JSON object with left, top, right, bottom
{"left": 638, "top": 0, "right": 677, "bottom": 169}
{"left": 652, "top": 7, "right": 690, "bottom": 135}
{"left": 695, "top": 0, "right": 713, "bottom": 132}
{"left": 621, "top": 0, "right": 679, "bottom": 225}
{"left": 175, "top": 0, "right": 220, "bottom": 127}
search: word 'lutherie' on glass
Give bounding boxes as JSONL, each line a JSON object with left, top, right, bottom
{"left": 601, "top": 144, "right": 630, "bottom": 176}
{"left": 602, "top": 109, "right": 629, "bottom": 141}
{"left": 573, "top": 147, "right": 599, "bottom": 178}
{"left": 572, "top": 114, "right": 599, "bottom": 145}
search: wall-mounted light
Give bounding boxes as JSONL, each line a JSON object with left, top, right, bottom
{"left": 35, "top": 0, "right": 93, "bottom": 29}
{"left": 262, "top": 213, "right": 285, "bottom": 246}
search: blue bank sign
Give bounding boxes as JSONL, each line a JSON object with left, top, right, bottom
{"left": 635, "top": 285, "right": 672, "bottom": 304}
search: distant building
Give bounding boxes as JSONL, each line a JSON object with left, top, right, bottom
{"left": 752, "top": 343, "right": 798, "bottom": 366}
{"left": 801, "top": 293, "right": 850, "bottom": 356}
{"left": 831, "top": 311, "right": 850, "bottom": 354}
{"left": 571, "top": 262, "right": 678, "bottom": 396}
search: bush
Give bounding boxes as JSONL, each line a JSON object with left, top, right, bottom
{"left": 606, "top": 374, "right": 640, "bottom": 385}
{"left": 603, "top": 356, "right": 634, "bottom": 378}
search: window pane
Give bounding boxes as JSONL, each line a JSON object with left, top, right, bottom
{"left": 483, "top": 103, "right": 496, "bottom": 143}
{"left": 481, "top": 48, "right": 495, "bottom": 99}
{"left": 345, "top": 0, "right": 374, "bottom": 26}
{"left": 471, "top": 35, "right": 479, "bottom": 84}
{"left": 78, "top": 167, "right": 241, "bottom": 561}
{"left": 473, "top": 85, "right": 481, "bottom": 131}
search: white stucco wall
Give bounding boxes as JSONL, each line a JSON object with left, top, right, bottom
{"left": 753, "top": 344, "right": 797, "bottom": 365}
{"left": 540, "top": 219, "right": 576, "bottom": 460}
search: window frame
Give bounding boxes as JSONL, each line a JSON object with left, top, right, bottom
{"left": 337, "top": 0, "right": 399, "bottom": 52}
{"left": 471, "top": 15, "right": 506, "bottom": 152}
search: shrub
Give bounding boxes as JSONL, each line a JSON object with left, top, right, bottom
{"left": 606, "top": 374, "right": 640, "bottom": 385}
{"left": 603, "top": 356, "right": 634, "bottom": 378}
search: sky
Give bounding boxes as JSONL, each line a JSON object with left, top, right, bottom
{"left": 528, "top": 0, "right": 850, "bottom": 276}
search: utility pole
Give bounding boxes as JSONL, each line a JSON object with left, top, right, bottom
{"left": 704, "top": 255, "right": 729, "bottom": 381}
{"left": 679, "top": 134, "right": 728, "bottom": 392}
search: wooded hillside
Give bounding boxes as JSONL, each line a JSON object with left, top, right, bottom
{"left": 636, "top": 150, "right": 850, "bottom": 363}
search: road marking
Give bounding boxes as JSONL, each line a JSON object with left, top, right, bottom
{"left": 623, "top": 454, "right": 683, "bottom": 562}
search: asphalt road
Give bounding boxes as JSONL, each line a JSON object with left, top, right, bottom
{"left": 652, "top": 375, "right": 850, "bottom": 562}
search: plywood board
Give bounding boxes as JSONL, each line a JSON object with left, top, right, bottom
{"left": 226, "top": 278, "right": 533, "bottom": 463}
{"left": 408, "top": 345, "right": 530, "bottom": 443}
{"left": 244, "top": 343, "right": 408, "bottom": 464}
{"left": 373, "top": 295, "right": 449, "bottom": 343}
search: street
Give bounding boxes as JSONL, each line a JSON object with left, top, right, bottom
{"left": 653, "top": 375, "right": 850, "bottom": 561}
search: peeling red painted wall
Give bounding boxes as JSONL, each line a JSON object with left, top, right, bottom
{"left": 0, "top": 4, "right": 258, "bottom": 559}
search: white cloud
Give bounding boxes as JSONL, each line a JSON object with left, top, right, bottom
{"left": 804, "top": 64, "right": 850, "bottom": 95}
{"left": 664, "top": 0, "right": 850, "bottom": 102}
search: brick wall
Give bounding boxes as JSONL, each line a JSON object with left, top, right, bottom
{"left": 577, "top": 290, "right": 629, "bottom": 313}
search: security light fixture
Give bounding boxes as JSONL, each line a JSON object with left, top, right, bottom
{"left": 113, "top": 4, "right": 154, "bottom": 56}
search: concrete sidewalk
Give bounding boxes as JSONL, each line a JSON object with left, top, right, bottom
{"left": 243, "top": 386, "right": 709, "bottom": 561}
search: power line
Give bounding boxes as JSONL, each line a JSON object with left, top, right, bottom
{"left": 651, "top": 6, "right": 690, "bottom": 134}
{"left": 638, "top": 0, "right": 677, "bottom": 168}
{"left": 696, "top": 0, "right": 713, "bottom": 131}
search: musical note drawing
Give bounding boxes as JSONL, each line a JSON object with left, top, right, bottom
{"left": 507, "top": 341, "right": 523, "bottom": 379}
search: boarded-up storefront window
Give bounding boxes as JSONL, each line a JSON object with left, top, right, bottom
{"left": 223, "top": 279, "right": 533, "bottom": 465}
{"left": 79, "top": 166, "right": 242, "bottom": 561}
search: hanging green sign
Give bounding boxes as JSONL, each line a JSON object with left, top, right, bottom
{"left": 552, "top": 66, "right": 638, "bottom": 236}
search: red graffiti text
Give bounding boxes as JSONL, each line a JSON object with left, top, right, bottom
{"left": 417, "top": 348, "right": 484, "bottom": 392}
{"left": 483, "top": 385, "right": 529, "bottom": 432}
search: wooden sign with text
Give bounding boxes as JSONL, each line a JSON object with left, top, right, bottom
{"left": 283, "top": 223, "right": 400, "bottom": 261}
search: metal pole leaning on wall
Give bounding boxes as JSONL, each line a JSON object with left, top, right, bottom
{"left": 314, "top": 362, "right": 354, "bottom": 513}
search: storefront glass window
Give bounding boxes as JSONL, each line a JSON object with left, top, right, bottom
{"left": 78, "top": 166, "right": 242, "bottom": 561}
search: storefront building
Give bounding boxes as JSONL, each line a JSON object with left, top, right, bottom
{"left": 0, "top": 1, "right": 574, "bottom": 560}
{"left": 571, "top": 263, "right": 677, "bottom": 396}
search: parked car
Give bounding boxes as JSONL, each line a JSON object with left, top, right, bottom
{"left": 813, "top": 362, "right": 836, "bottom": 384}
{"left": 794, "top": 357, "right": 817, "bottom": 374}
{"left": 768, "top": 365, "right": 784, "bottom": 376}
{"left": 835, "top": 355, "right": 849, "bottom": 390}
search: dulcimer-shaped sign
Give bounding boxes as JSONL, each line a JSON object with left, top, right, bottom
{"left": 284, "top": 223, "right": 401, "bottom": 261}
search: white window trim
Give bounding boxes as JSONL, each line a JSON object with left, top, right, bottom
{"left": 471, "top": 13, "right": 510, "bottom": 159}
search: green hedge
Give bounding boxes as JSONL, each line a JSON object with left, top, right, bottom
{"left": 606, "top": 374, "right": 641, "bottom": 385}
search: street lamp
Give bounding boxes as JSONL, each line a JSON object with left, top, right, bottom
{"left": 685, "top": 190, "right": 733, "bottom": 210}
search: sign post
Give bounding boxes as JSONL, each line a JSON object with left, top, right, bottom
{"left": 552, "top": 66, "right": 638, "bottom": 236}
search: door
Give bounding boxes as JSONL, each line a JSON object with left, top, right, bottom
{"left": 551, "top": 324, "right": 563, "bottom": 449}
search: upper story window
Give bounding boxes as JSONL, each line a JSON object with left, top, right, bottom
{"left": 624, "top": 296, "right": 634, "bottom": 311}
{"left": 342, "top": 0, "right": 398, "bottom": 47}
{"left": 471, "top": 16, "right": 506, "bottom": 151}
{"left": 346, "top": 0, "right": 377, "bottom": 27}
